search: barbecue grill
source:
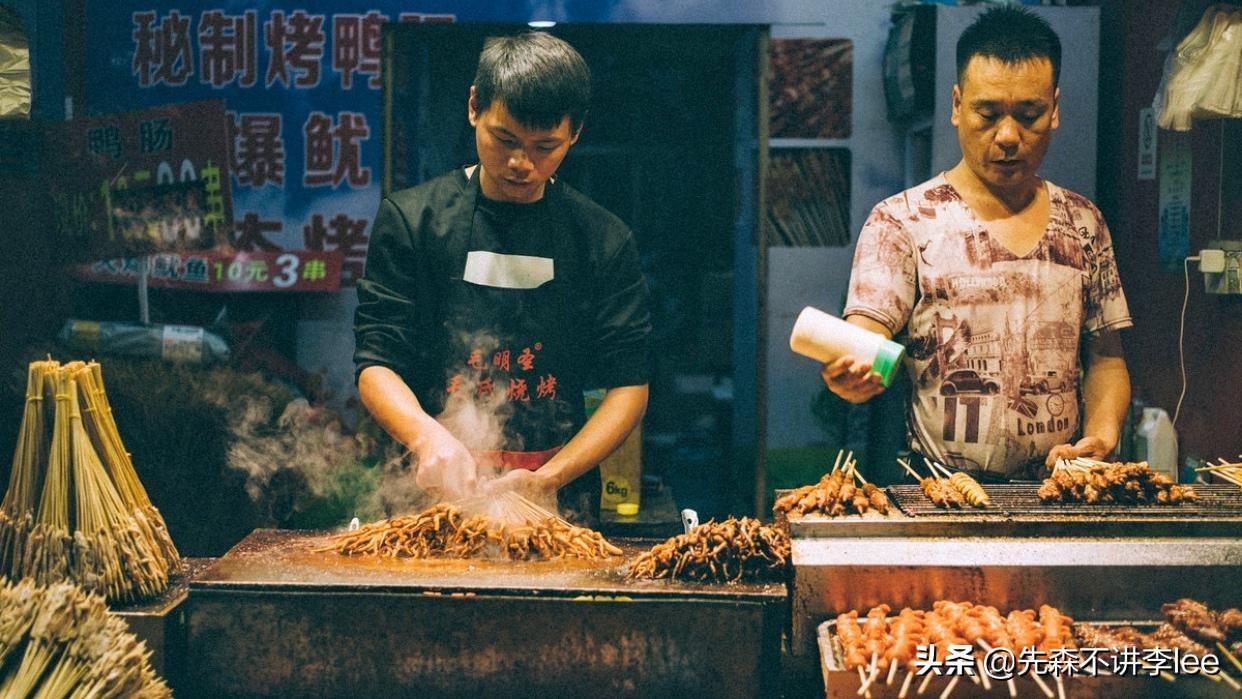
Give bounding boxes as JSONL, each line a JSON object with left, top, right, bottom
{"left": 786, "top": 484, "right": 1242, "bottom": 656}
{"left": 183, "top": 529, "right": 786, "bottom": 698}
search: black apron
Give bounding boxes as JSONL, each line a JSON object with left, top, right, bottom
{"left": 436, "top": 167, "right": 600, "bottom": 519}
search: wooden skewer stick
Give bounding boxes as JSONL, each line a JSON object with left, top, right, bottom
{"left": 938, "top": 675, "right": 960, "bottom": 699}
{"left": 1007, "top": 677, "right": 1018, "bottom": 698}
{"left": 923, "top": 457, "right": 944, "bottom": 480}
{"left": 977, "top": 657, "right": 992, "bottom": 691}
{"left": 1029, "top": 672, "right": 1054, "bottom": 699}
{"left": 1055, "top": 675, "right": 1066, "bottom": 699}
{"left": 897, "top": 458, "right": 922, "bottom": 480}
{"left": 833, "top": 450, "right": 845, "bottom": 473}
{"left": 917, "top": 669, "right": 936, "bottom": 695}
{"left": 898, "top": 668, "right": 916, "bottom": 699}
{"left": 856, "top": 666, "right": 872, "bottom": 699}
{"left": 887, "top": 657, "right": 899, "bottom": 685}
{"left": 1217, "top": 672, "right": 1241, "bottom": 691}
{"left": 1217, "top": 641, "right": 1242, "bottom": 675}
{"left": 856, "top": 651, "right": 879, "bottom": 695}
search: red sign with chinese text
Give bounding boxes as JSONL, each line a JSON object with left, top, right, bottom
{"left": 45, "top": 99, "right": 235, "bottom": 260}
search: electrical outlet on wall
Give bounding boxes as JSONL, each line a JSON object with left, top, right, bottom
{"left": 1203, "top": 241, "right": 1242, "bottom": 295}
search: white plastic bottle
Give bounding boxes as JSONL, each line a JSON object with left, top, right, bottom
{"left": 1135, "top": 407, "right": 1178, "bottom": 481}
{"left": 789, "top": 306, "right": 906, "bottom": 387}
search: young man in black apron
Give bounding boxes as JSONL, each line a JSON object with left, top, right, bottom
{"left": 354, "top": 32, "right": 652, "bottom": 521}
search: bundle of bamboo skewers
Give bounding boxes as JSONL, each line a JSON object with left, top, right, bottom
{"left": 0, "top": 360, "right": 180, "bottom": 603}
{"left": 0, "top": 576, "right": 170, "bottom": 698}
{"left": 1196, "top": 457, "right": 1242, "bottom": 489}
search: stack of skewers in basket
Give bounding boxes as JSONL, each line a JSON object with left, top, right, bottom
{"left": 0, "top": 360, "right": 180, "bottom": 604}
{"left": 773, "top": 450, "right": 889, "bottom": 517}
{"left": 1039, "top": 458, "right": 1198, "bottom": 504}
{"left": 896, "top": 457, "right": 990, "bottom": 509}
{"left": 319, "top": 491, "right": 623, "bottom": 561}
{"left": 0, "top": 576, "right": 171, "bottom": 697}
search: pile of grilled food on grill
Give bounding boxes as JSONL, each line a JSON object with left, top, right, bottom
{"left": 626, "top": 516, "right": 790, "bottom": 583}
{"left": 830, "top": 597, "right": 1242, "bottom": 698}
{"left": 319, "top": 492, "right": 622, "bottom": 562}
{"left": 1039, "top": 459, "right": 1198, "bottom": 505}
{"left": 773, "top": 451, "right": 889, "bottom": 517}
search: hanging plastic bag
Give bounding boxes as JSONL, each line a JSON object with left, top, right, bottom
{"left": 1155, "top": 4, "right": 1242, "bottom": 130}
{"left": 0, "top": 6, "right": 30, "bottom": 118}
{"left": 1192, "top": 9, "right": 1241, "bottom": 119}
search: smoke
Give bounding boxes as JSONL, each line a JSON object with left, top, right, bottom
{"left": 226, "top": 329, "right": 575, "bottom": 527}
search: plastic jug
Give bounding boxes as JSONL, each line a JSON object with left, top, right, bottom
{"left": 1135, "top": 407, "right": 1178, "bottom": 482}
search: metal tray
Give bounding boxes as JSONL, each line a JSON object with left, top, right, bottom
{"left": 817, "top": 618, "right": 1236, "bottom": 698}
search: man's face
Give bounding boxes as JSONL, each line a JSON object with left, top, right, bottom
{"left": 951, "top": 56, "right": 1060, "bottom": 191}
{"left": 468, "top": 89, "right": 580, "bottom": 203}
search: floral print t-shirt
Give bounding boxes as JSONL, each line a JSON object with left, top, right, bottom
{"left": 844, "top": 174, "right": 1132, "bottom": 478}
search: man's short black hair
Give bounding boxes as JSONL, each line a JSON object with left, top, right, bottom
{"left": 473, "top": 31, "right": 591, "bottom": 132}
{"left": 956, "top": 6, "right": 1061, "bottom": 86}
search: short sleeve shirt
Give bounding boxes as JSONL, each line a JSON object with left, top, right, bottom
{"left": 844, "top": 174, "right": 1132, "bottom": 478}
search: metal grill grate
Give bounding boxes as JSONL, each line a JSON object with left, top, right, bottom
{"left": 887, "top": 483, "right": 1242, "bottom": 518}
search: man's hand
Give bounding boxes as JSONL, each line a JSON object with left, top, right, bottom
{"left": 821, "top": 355, "right": 886, "bottom": 404}
{"left": 412, "top": 422, "right": 478, "bottom": 499}
{"left": 486, "top": 468, "right": 557, "bottom": 501}
{"left": 1045, "top": 435, "right": 1110, "bottom": 468}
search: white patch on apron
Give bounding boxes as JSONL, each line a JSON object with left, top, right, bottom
{"left": 463, "top": 250, "right": 554, "bottom": 289}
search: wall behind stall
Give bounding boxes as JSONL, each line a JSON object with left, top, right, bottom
{"left": 1098, "top": 0, "right": 1242, "bottom": 463}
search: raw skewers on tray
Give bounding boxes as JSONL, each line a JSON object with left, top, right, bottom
{"left": 831, "top": 601, "right": 1072, "bottom": 699}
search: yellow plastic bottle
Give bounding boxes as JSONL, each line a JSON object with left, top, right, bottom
{"left": 583, "top": 389, "right": 642, "bottom": 513}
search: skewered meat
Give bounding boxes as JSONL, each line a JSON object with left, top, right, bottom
{"left": 320, "top": 501, "right": 622, "bottom": 561}
{"left": 834, "top": 601, "right": 1074, "bottom": 675}
{"left": 1219, "top": 608, "right": 1242, "bottom": 639}
{"left": 626, "top": 516, "right": 789, "bottom": 583}
{"left": 920, "top": 477, "right": 964, "bottom": 509}
{"left": 773, "top": 468, "right": 889, "bottom": 518}
{"left": 1162, "top": 598, "right": 1226, "bottom": 643}
{"left": 1038, "top": 462, "right": 1198, "bottom": 504}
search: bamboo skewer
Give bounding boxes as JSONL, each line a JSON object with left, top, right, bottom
{"left": 938, "top": 675, "right": 959, "bottom": 699}
{"left": 898, "top": 668, "right": 915, "bottom": 699}
{"left": 1029, "top": 671, "right": 1054, "bottom": 698}
{"left": 1218, "top": 641, "right": 1242, "bottom": 675}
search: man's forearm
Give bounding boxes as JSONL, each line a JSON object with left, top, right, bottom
{"left": 1080, "top": 355, "right": 1130, "bottom": 453}
{"left": 358, "top": 365, "right": 437, "bottom": 450}
{"left": 539, "top": 384, "right": 648, "bottom": 489}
